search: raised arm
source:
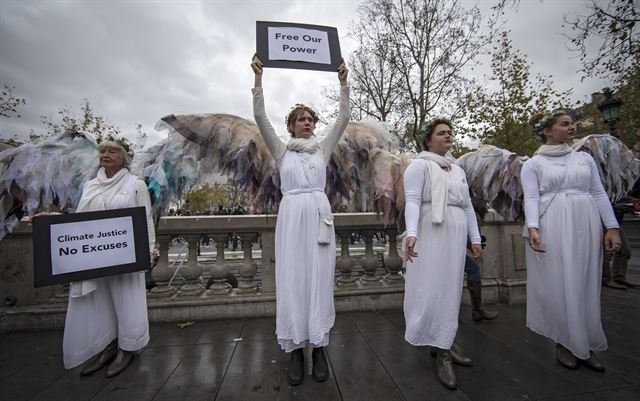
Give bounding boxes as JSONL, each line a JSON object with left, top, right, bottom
{"left": 251, "top": 55, "right": 286, "bottom": 162}
{"left": 320, "top": 60, "right": 350, "bottom": 161}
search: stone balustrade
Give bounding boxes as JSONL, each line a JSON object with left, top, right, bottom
{"left": 0, "top": 212, "right": 529, "bottom": 330}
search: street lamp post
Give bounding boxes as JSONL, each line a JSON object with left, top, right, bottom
{"left": 597, "top": 87, "right": 623, "bottom": 137}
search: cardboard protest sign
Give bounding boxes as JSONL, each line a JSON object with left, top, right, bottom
{"left": 256, "top": 21, "right": 342, "bottom": 72}
{"left": 32, "top": 207, "right": 150, "bottom": 287}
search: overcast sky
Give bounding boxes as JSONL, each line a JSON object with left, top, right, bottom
{"left": 0, "top": 0, "right": 611, "bottom": 146}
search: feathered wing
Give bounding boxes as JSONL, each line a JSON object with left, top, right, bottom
{"left": 151, "top": 115, "right": 407, "bottom": 222}
{"left": 144, "top": 114, "right": 281, "bottom": 214}
{"left": 572, "top": 134, "right": 640, "bottom": 202}
{"left": 456, "top": 145, "right": 528, "bottom": 220}
{"left": 0, "top": 132, "right": 99, "bottom": 239}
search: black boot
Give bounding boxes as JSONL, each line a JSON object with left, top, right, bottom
{"left": 106, "top": 349, "right": 135, "bottom": 378}
{"left": 80, "top": 339, "right": 118, "bottom": 376}
{"left": 287, "top": 348, "right": 304, "bottom": 386}
{"left": 435, "top": 348, "right": 457, "bottom": 390}
{"left": 468, "top": 279, "right": 499, "bottom": 322}
{"left": 312, "top": 347, "right": 329, "bottom": 382}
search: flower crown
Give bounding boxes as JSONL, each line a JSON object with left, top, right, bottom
{"left": 284, "top": 103, "right": 312, "bottom": 126}
{"left": 533, "top": 109, "right": 569, "bottom": 135}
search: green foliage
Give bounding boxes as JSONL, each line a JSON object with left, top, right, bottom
{"left": 183, "top": 181, "right": 250, "bottom": 214}
{"left": 459, "top": 32, "right": 572, "bottom": 156}
{"left": 616, "top": 56, "right": 640, "bottom": 149}
{"left": 0, "top": 84, "right": 26, "bottom": 119}
{"left": 564, "top": 0, "right": 639, "bottom": 80}
{"left": 337, "top": 0, "right": 497, "bottom": 151}
{"left": 37, "top": 98, "right": 122, "bottom": 143}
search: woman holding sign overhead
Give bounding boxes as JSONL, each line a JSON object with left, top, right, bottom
{"left": 251, "top": 54, "right": 349, "bottom": 385}
{"left": 62, "top": 140, "right": 155, "bottom": 378}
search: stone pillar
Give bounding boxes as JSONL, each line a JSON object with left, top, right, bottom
{"left": 209, "top": 233, "right": 231, "bottom": 294}
{"left": 178, "top": 234, "right": 204, "bottom": 296}
{"left": 383, "top": 228, "right": 403, "bottom": 284}
{"left": 261, "top": 231, "right": 276, "bottom": 293}
{"left": 238, "top": 233, "right": 258, "bottom": 293}
{"left": 336, "top": 231, "right": 356, "bottom": 287}
{"left": 359, "top": 229, "right": 381, "bottom": 285}
{"left": 149, "top": 234, "right": 177, "bottom": 298}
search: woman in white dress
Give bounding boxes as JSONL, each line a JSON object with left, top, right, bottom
{"left": 404, "top": 119, "right": 482, "bottom": 390}
{"left": 251, "top": 55, "right": 349, "bottom": 385}
{"left": 522, "top": 110, "right": 621, "bottom": 371}
{"left": 62, "top": 140, "right": 155, "bottom": 377}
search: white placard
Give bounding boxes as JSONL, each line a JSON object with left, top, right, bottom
{"left": 50, "top": 216, "right": 136, "bottom": 275}
{"left": 268, "top": 26, "right": 331, "bottom": 64}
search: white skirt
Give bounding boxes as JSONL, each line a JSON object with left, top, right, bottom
{"left": 63, "top": 272, "right": 149, "bottom": 368}
{"left": 404, "top": 203, "right": 467, "bottom": 348}
{"left": 275, "top": 192, "right": 336, "bottom": 352}
{"left": 526, "top": 193, "right": 607, "bottom": 359}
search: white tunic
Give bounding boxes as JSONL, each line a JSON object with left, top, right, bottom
{"left": 253, "top": 86, "right": 350, "bottom": 352}
{"left": 403, "top": 159, "right": 480, "bottom": 348}
{"left": 521, "top": 150, "right": 618, "bottom": 359}
{"left": 63, "top": 168, "right": 155, "bottom": 369}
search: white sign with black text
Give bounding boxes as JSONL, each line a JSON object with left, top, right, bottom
{"left": 50, "top": 216, "right": 136, "bottom": 275}
{"left": 267, "top": 26, "right": 331, "bottom": 64}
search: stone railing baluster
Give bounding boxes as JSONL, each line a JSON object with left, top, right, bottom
{"left": 383, "top": 228, "right": 404, "bottom": 284}
{"left": 336, "top": 230, "right": 356, "bottom": 287}
{"left": 238, "top": 233, "right": 259, "bottom": 293}
{"left": 359, "top": 229, "right": 381, "bottom": 285}
{"left": 178, "top": 234, "right": 204, "bottom": 296}
{"left": 208, "top": 233, "right": 231, "bottom": 294}
{"left": 149, "top": 234, "right": 177, "bottom": 297}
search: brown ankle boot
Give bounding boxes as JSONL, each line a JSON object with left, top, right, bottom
{"left": 581, "top": 351, "right": 605, "bottom": 372}
{"left": 435, "top": 348, "right": 457, "bottom": 390}
{"left": 468, "top": 280, "right": 499, "bottom": 321}
{"left": 556, "top": 343, "right": 578, "bottom": 370}
{"left": 80, "top": 339, "right": 117, "bottom": 376}
{"left": 106, "top": 349, "right": 135, "bottom": 378}
{"left": 430, "top": 344, "right": 472, "bottom": 367}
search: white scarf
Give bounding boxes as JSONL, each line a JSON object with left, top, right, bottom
{"left": 535, "top": 144, "right": 572, "bottom": 157}
{"left": 287, "top": 138, "right": 320, "bottom": 153}
{"left": 70, "top": 167, "right": 138, "bottom": 297}
{"left": 417, "top": 151, "right": 453, "bottom": 224}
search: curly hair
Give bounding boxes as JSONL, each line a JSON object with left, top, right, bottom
{"left": 529, "top": 109, "right": 570, "bottom": 143}
{"left": 285, "top": 104, "right": 319, "bottom": 137}
{"left": 418, "top": 118, "right": 453, "bottom": 151}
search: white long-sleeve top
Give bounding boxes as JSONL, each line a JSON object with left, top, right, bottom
{"left": 252, "top": 86, "right": 350, "bottom": 165}
{"left": 521, "top": 151, "right": 618, "bottom": 230}
{"left": 403, "top": 159, "right": 481, "bottom": 243}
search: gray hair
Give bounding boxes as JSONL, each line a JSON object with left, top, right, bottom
{"left": 97, "top": 140, "right": 131, "bottom": 167}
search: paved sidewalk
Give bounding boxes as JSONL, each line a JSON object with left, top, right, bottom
{"left": 2, "top": 286, "right": 640, "bottom": 401}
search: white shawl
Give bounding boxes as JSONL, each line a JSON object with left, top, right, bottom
{"left": 417, "top": 151, "right": 453, "bottom": 224}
